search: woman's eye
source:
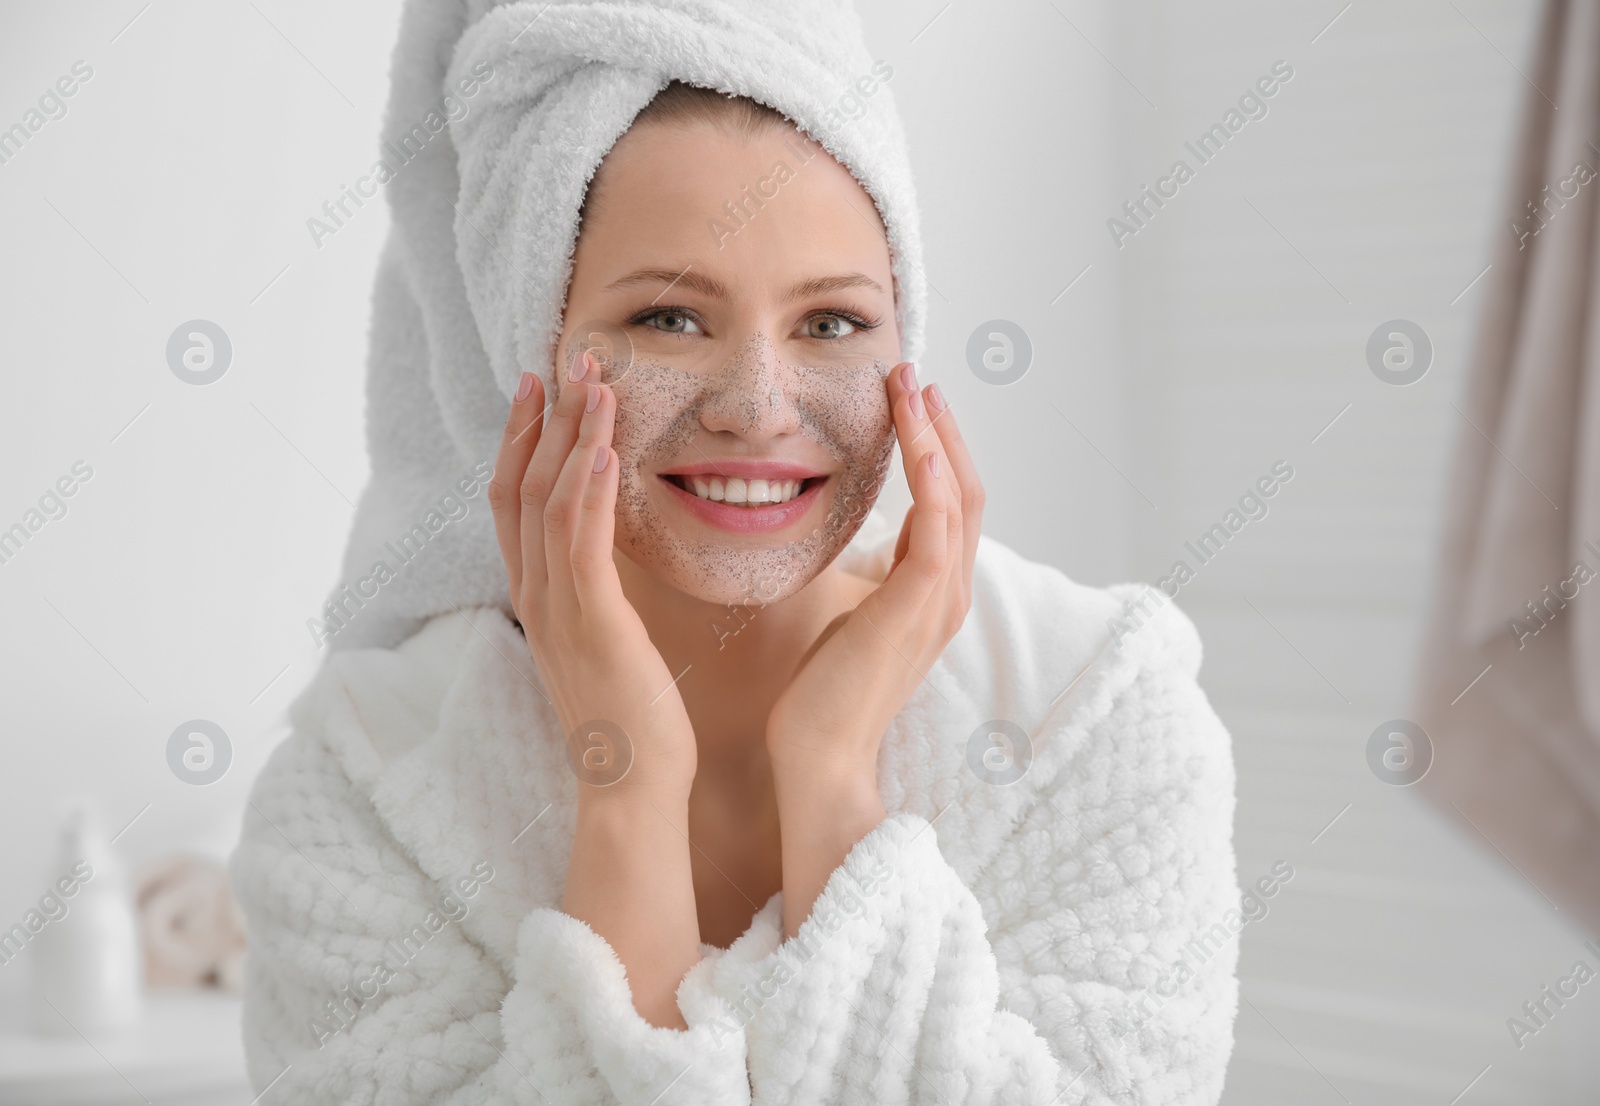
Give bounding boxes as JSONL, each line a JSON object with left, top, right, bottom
{"left": 805, "top": 314, "right": 857, "bottom": 340}
{"left": 642, "top": 310, "right": 702, "bottom": 335}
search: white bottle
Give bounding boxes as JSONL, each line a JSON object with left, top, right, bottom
{"left": 31, "top": 803, "right": 143, "bottom": 1035}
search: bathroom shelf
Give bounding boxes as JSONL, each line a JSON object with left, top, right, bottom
{"left": 0, "top": 989, "right": 248, "bottom": 1106}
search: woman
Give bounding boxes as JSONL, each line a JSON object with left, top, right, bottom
{"left": 232, "top": 1, "right": 1239, "bottom": 1102}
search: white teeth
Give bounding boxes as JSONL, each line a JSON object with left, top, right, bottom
{"left": 678, "top": 475, "right": 806, "bottom": 506}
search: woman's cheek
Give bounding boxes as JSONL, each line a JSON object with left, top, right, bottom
{"left": 608, "top": 356, "right": 703, "bottom": 489}
{"left": 823, "top": 364, "right": 895, "bottom": 518}
{"left": 607, "top": 375, "right": 648, "bottom": 470}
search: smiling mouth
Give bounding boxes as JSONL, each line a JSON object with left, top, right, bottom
{"left": 659, "top": 474, "right": 821, "bottom": 506}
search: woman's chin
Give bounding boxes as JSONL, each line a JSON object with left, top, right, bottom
{"left": 641, "top": 552, "right": 823, "bottom": 609}
{"left": 614, "top": 516, "right": 831, "bottom": 610}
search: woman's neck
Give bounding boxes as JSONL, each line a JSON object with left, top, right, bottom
{"left": 612, "top": 549, "right": 873, "bottom": 766}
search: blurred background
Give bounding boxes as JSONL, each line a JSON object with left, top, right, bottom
{"left": 2, "top": 0, "right": 1594, "bottom": 1102}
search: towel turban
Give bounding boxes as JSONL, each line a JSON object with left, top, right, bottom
{"left": 318, "top": 0, "right": 926, "bottom": 652}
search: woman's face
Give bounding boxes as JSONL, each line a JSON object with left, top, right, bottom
{"left": 557, "top": 115, "right": 902, "bottom": 607}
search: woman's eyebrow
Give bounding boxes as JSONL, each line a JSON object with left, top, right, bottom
{"left": 605, "top": 268, "right": 886, "bottom": 302}
{"left": 781, "top": 273, "right": 886, "bottom": 302}
{"left": 607, "top": 267, "right": 725, "bottom": 298}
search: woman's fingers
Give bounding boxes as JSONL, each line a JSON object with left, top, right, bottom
{"left": 543, "top": 379, "right": 616, "bottom": 616}
{"left": 884, "top": 449, "right": 951, "bottom": 603}
{"left": 489, "top": 371, "right": 546, "bottom": 603}
{"left": 870, "top": 361, "right": 973, "bottom": 651}
{"left": 521, "top": 350, "right": 600, "bottom": 594}
{"left": 890, "top": 498, "right": 914, "bottom": 572}
{"left": 888, "top": 362, "right": 946, "bottom": 493}
{"left": 891, "top": 362, "right": 960, "bottom": 548}
{"left": 871, "top": 365, "right": 957, "bottom": 613}
{"left": 571, "top": 437, "right": 620, "bottom": 615}
{"left": 894, "top": 363, "right": 963, "bottom": 538}
{"left": 924, "top": 382, "right": 984, "bottom": 587}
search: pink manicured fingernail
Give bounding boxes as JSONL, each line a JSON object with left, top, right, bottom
{"left": 585, "top": 383, "right": 601, "bottom": 413}
{"left": 927, "top": 383, "right": 946, "bottom": 412}
{"left": 908, "top": 387, "right": 925, "bottom": 420}
{"left": 592, "top": 447, "right": 610, "bottom": 474}
{"left": 930, "top": 452, "right": 942, "bottom": 479}
{"left": 515, "top": 372, "right": 534, "bottom": 402}
{"left": 568, "top": 348, "right": 588, "bottom": 383}
{"left": 899, "top": 362, "right": 917, "bottom": 392}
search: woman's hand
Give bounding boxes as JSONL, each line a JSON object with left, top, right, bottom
{"left": 765, "top": 362, "right": 984, "bottom": 937}
{"left": 488, "top": 351, "right": 702, "bottom": 1029}
{"left": 488, "top": 351, "right": 697, "bottom": 799}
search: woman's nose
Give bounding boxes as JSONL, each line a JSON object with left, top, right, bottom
{"left": 697, "top": 335, "right": 803, "bottom": 438}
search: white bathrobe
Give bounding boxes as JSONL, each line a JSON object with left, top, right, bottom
{"left": 231, "top": 526, "right": 1239, "bottom": 1104}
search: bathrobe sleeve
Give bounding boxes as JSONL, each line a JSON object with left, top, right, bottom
{"left": 698, "top": 630, "right": 1240, "bottom": 1105}
{"left": 230, "top": 728, "right": 753, "bottom": 1106}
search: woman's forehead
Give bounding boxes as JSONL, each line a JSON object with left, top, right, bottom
{"left": 574, "top": 121, "right": 893, "bottom": 294}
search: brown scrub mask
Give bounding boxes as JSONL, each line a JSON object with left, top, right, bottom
{"left": 563, "top": 332, "right": 895, "bottom": 606}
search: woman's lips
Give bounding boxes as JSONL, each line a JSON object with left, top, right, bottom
{"left": 658, "top": 473, "right": 827, "bottom": 534}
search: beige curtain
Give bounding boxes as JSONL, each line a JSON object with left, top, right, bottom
{"left": 1412, "top": 0, "right": 1600, "bottom": 929}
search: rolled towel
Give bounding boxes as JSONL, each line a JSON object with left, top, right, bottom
{"left": 135, "top": 854, "right": 248, "bottom": 993}
{"left": 320, "top": 0, "right": 926, "bottom": 652}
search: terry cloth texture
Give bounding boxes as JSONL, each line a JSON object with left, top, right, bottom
{"left": 322, "top": 0, "right": 927, "bottom": 652}
{"left": 233, "top": 527, "right": 1242, "bottom": 1104}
